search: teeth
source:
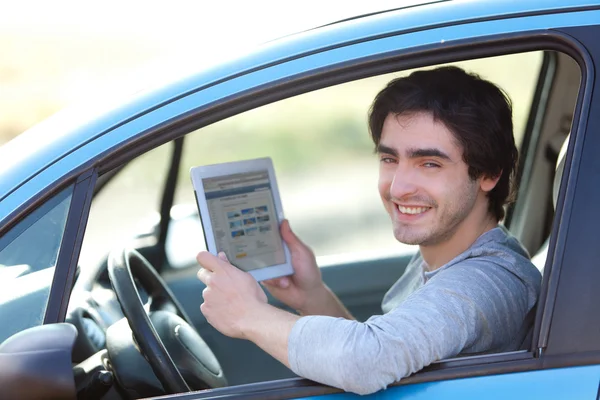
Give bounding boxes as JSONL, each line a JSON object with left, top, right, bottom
{"left": 398, "top": 206, "right": 428, "bottom": 215}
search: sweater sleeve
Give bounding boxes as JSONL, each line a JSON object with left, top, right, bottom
{"left": 287, "top": 261, "right": 531, "bottom": 395}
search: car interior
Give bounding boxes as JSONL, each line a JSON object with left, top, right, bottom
{"left": 0, "top": 48, "right": 582, "bottom": 399}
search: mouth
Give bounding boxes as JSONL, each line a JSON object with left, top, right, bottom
{"left": 396, "top": 204, "right": 431, "bottom": 216}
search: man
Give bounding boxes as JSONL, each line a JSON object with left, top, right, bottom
{"left": 196, "top": 66, "right": 541, "bottom": 395}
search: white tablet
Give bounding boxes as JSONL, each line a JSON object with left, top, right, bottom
{"left": 190, "top": 157, "right": 294, "bottom": 281}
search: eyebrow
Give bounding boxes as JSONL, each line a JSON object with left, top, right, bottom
{"left": 375, "top": 144, "right": 398, "bottom": 157}
{"left": 408, "top": 147, "right": 453, "bottom": 161}
{"left": 376, "top": 144, "right": 453, "bottom": 162}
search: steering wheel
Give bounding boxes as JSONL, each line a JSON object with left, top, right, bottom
{"left": 107, "top": 247, "right": 227, "bottom": 395}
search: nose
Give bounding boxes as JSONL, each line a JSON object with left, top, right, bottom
{"left": 389, "top": 165, "right": 419, "bottom": 200}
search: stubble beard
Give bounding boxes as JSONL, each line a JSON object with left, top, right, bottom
{"left": 392, "top": 179, "right": 479, "bottom": 246}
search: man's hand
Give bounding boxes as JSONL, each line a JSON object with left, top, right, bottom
{"left": 262, "top": 220, "right": 354, "bottom": 319}
{"left": 261, "top": 220, "right": 322, "bottom": 313}
{"left": 196, "top": 251, "right": 268, "bottom": 339}
{"left": 196, "top": 250, "right": 298, "bottom": 368}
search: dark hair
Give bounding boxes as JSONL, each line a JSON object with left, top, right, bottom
{"left": 368, "top": 66, "right": 517, "bottom": 221}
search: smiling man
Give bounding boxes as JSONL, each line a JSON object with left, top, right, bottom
{"left": 196, "top": 66, "right": 541, "bottom": 395}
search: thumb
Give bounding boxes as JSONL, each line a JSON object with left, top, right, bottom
{"left": 280, "top": 219, "right": 307, "bottom": 251}
{"left": 218, "top": 251, "right": 229, "bottom": 262}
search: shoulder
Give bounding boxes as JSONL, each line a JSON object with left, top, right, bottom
{"left": 440, "top": 226, "right": 540, "bottom": 288}
{"left": 428, "top": 229, "right": 541, "bottom": 308}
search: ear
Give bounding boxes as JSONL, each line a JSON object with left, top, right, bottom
{"left": 479, "top": 172, "right": 501, "bottom": 193}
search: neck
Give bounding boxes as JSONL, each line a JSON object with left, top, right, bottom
{"left": 419, "top": 200, "right": 498, "bottom": 271}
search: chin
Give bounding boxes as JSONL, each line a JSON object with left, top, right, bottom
{"left": 393, "top": 229, "right": 428, "bottom": 246}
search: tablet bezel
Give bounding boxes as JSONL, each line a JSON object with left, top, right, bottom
{"left": 190, "top": 157, "right": 293, "bottom": 281}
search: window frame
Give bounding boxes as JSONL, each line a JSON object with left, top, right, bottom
{"left": 0, "top": 166, "right": 97, "bottom": 325}
{"left": 536, "top": 24, "right": 600, "bottom": 357}
{"left": 44, "top": 168, "right": 97, "bottom": 324}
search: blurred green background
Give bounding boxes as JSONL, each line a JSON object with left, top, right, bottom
{"left": 0, "top": 1, "right": 425, "bottom": 146}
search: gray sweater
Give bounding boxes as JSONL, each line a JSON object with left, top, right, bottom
{"left": 287, "top": 226, "right": 541, "bottom": 395}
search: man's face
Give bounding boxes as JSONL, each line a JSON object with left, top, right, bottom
{"left": 378, "top": 112, "right": 488, "bottom": 246}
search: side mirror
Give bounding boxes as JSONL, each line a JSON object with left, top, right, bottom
{"left": 0, "top": 323, "right": 77, "bottom": 400}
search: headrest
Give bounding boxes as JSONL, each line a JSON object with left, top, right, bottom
{"left": 553, "top": 135, "right": 569, "bottom": 208}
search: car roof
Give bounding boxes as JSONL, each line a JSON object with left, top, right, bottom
{"left": 0, "top": 0, "right": 596, "bottom": 203}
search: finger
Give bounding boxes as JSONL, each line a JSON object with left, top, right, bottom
{"left": 261, "top": 278, "right": 276, "bottom": 286}
{"left": 196, "top": 251, "right": 222, "bottom": 272}
{"left": 262, "top": 277, "right": 290, "bottom": 288}
{"left": 280, "top": 219, "right": 306, "bottom": 250}
{"left": 217, "top": 252, "right": 244, "bottom": 279}
{"left": 197, "top": 268, "right": 212, "bottom": 285}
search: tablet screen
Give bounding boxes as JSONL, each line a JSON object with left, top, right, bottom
{"left": 202, "top": 170, "right": 286, "bottom": 271}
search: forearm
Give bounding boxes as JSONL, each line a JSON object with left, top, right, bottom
{"left": 300, "top": 284, "right": 354, "bottom": 320}
{"left": 243, "top": 303, "right": 434, "bottom": 395}
{"left": 243, "top": 303, "right": 300, "bottom": 368}
{"left": 287, "top": 315, "right": 400, "bottom": 395}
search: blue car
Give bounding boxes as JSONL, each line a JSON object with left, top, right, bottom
{"left": 1, "top": 0, "right": 599, "bottom": 398}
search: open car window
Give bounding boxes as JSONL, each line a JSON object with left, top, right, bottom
{"left": 79, "top": 53, "right": 546, "bottom": 271}
{"left": 80, "top": 144, "right": 171, "bottom": 269}
{"left": 166, "top": 51, "right": 544, "bottom": 269}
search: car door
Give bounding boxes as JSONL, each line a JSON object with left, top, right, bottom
{"left": 136, "top": 4, "right": 600, "bottom": 400}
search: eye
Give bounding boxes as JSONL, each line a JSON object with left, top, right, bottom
{"left": 380, "top": 156, "right": 397, "bottom": 164}
{"left": 422, "top": 162, "right": 441, "bottom": 168}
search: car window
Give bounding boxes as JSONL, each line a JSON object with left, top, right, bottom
{"left": 166, "top": 52, "right": 544, "bottom": 269}
{"left": 0, "top": 185, "right": 73, "bottom": 341}
{"left": 79, "top": 144, "right": 171, "bottom": 268}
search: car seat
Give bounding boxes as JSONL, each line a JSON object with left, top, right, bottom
{"left": 530, "top": 134, "right": 569, "bottom": 272}
{"left": 519, "top": 134, "right": 569, "bottom": 351}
